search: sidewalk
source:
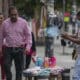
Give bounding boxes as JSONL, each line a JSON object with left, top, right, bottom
{"left": 0, "top": 37, "right": 75, "bottom": 80}
{"left": 31, "top": 37, "right": 75, "bottom": 69}
{"left": 35, "top": 46, "right": 75, "bottom": 69}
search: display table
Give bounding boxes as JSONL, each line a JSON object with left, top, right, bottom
{"left": 49, "top": 73, "right": 62, "bottom": 80}
{"left": 23, "top": 66, "right": 63, "bottom": 80}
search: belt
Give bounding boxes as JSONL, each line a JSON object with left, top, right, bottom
{"left": 3, "top": 44, "right": 26, "bottom": 50}
{"left": 3, "top": 47, "right": 25, "bottom": 53}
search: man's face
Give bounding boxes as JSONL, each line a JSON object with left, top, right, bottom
{"left": 10, "top": 9, "right": 18, "bottom": 22}
{"left": 0, "top": 15, "right": 4, "bottom": 25}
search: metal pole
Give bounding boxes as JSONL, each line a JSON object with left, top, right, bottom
{"left": 62, "top": 0, "right": 66, "bottom": 55}
{"left": 63, "top": 0, "right": 65, "bottom": 32}
{"left": 72, "top": 0, "right": 77, "bottom": 34}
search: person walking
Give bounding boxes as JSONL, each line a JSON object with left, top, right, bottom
{"left": 25, "top": 18, "right": 36, "bottom": 69}
{"left": 61, "top": 11, "right": 80, "bottom": 80}
{"left": 0, "top": 6, "right": 32, "bottom": 80}
{"left": 21, "top": 4, "right": 36, "bottom": 68}
{"left": 0, "top": 13, "right": 6, "bottom": 80}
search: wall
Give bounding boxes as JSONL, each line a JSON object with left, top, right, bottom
{"left": 0, "top": 0, "right": 2, "bottom": 13}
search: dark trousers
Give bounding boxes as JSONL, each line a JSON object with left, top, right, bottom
{"left": 25, "top": 55, "right": 31, "bottom": 69}
{"left": 45, "top": 37, "right": 54, "bottom": 57}
{"left": 3, "top": 47, "right": 24, "bottom": 80}
{"left": 0, "top": 56, "right": 6, "bottom": 80}
{"left": 25, "top": 32, "right": 36, "bottom": 69}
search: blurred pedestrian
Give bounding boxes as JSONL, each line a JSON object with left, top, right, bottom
{"left": 23, "top": 4, "right": 36, "bottom": 68}
{"left": 0, "top": 13, "right": 6, "bottom": 80}
{"left": 25, "top": 18, "right": 36, "bottom": 69}
{"left": 0, "top": 6, "right": 32, "bottom": 80}
{"left": 61, "top": 11, "right": 80, "bottom": 80}
{"left": 25, "top": 32, "right": 36, "bottom": 68}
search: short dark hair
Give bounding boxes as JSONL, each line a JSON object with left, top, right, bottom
{"left": 8, "top": 6, "right": 17, "bottom": 15}
{"left": 77, "top": 11, "right": 80, "bottom": 17}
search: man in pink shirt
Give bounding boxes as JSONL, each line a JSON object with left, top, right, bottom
{"left": 0, "top": 6, "right": 32, "bottom": 80}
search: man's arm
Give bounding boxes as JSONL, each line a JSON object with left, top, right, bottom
{"left": 68, "top": 35, "right": 77, "bottom": 38}
{"left": 61, "top": 33, "right": 80, "bottom": 44}
{"left": 61, "top": 32, "right": 77, "bottom": 38}
{"left": 68, "top": 33, "right": 78, "bottom": 38}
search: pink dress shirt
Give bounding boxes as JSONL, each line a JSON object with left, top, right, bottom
{"left": 0, "top": 17, "right": 32, "bottom": 50}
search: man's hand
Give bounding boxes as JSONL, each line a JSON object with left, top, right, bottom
{"left": 61, "top": 33, "right": 69, "bottom": 39}
{"left": 32, "top": 51, "right": 36, "bottom": 56}
{"left": 24, "top": 48, "right": 30, "bottom": 55}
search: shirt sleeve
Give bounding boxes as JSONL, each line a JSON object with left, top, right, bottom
{"left": 31, "top": 32, "right": 36, "bottom": 52}
{"left": 24, "top": 21, "right": 32, "bottom": 51}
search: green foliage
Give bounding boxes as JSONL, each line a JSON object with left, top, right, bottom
{"left": 14, "top": 0, "right": 41, "bottom": 18}
{"left": 14, "top": 0, "right": 80, "bottom": 17}
{"left": 54, "top": 0, "right": 72, "bottom": 11}
{"left": 77, "top": 0, "right": 80, "bottom": 7}
{"left": 54, "top": 0, "right": 63, "bottom": 9}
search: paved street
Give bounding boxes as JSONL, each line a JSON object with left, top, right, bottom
{"left": 0, "top": 37, "right": 75, "bottom": 80}
{"left": 35, "top": 37, "right": 75, "bottom": 69}
{"left": 27, "top": 37, "right": 75, "bottom": 80}
{"left": 0, "top": 0, "right": 79, "bottom": 80}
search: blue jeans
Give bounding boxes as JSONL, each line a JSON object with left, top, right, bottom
{"left": 73, "top": 57, "right": 80, "bottom": 80}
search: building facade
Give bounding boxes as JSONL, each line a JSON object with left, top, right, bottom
{"left": 0, "top": 0, "right": 2, "bottom": 13}
{"left": 0, "top": 0, "right": 13, "bottom": 18}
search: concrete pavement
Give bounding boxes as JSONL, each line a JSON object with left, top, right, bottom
{"left": 35, "top": 44, "right": 75, "bottom": 68}
{"left": 0, "top": 37, "right": 75, "bottom": 80}
{"left": 35, "top": 37, "right": 75, "bottom": 68}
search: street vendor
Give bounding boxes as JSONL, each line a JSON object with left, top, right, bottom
{"left": 61, "top": 11, "right": 80, "bottom": 80}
